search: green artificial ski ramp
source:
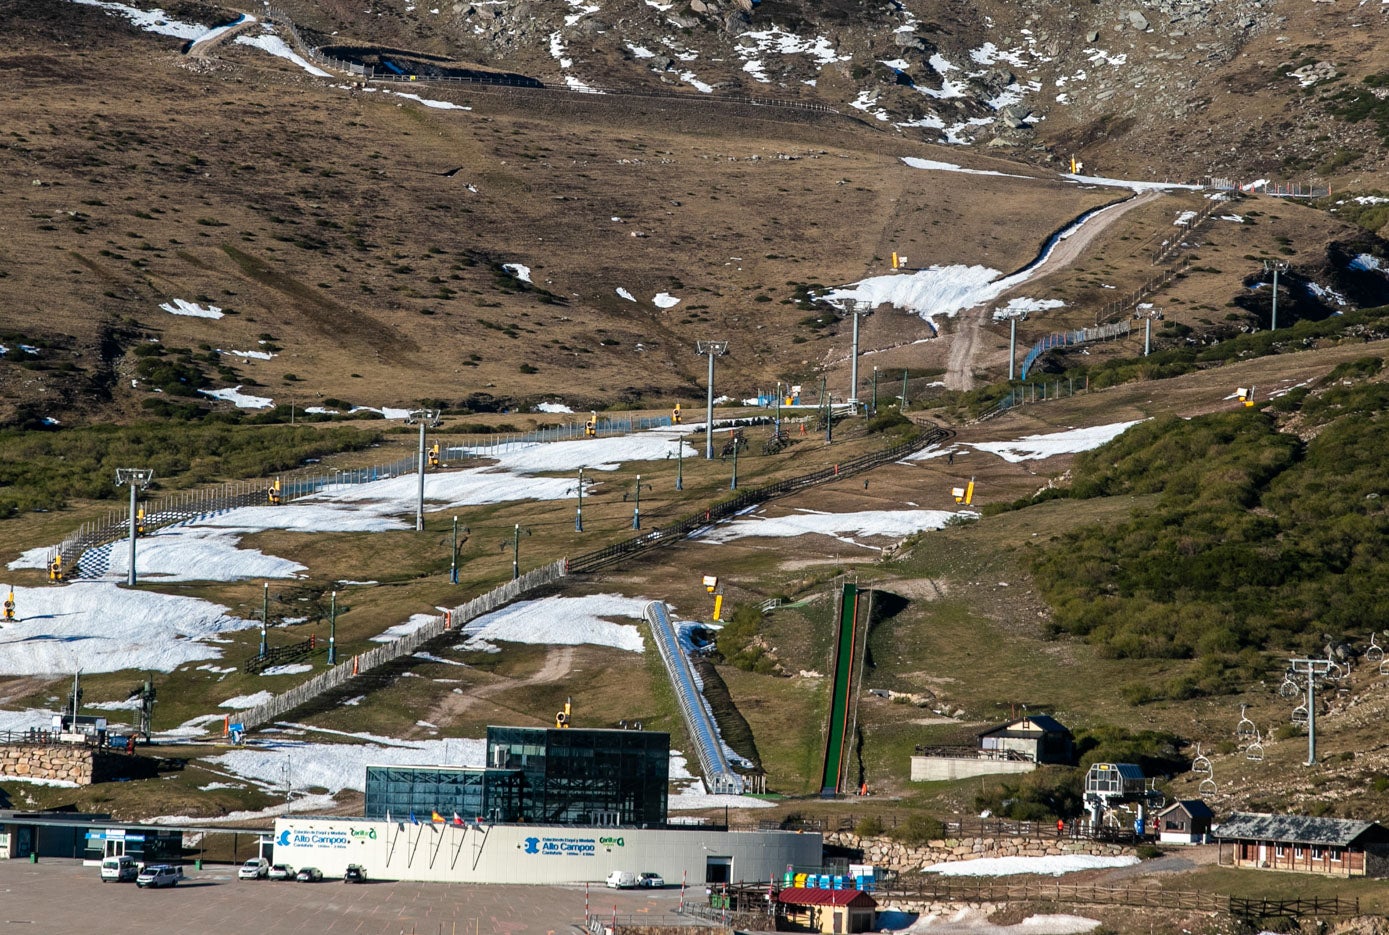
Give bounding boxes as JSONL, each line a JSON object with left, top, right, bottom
{"left": 819, "top": 582, "right": 860, "bottom": 796}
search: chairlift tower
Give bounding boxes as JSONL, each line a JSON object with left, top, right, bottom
{"left": 115, "top": 468, "right": 154, "bottom": 586}
{"left": 405, "top": 409, "right": 441, "bottom": 532}
{"left": 847, "top": 301, "right": 871, "bottom": 410}
{"left": 1289, "top": 656, "right": 1334, "bottom": 766}
{"left": 695, "top": 340, "right": 729, "bottom": 460}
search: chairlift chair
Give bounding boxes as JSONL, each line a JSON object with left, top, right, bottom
{"left": 1191, "top": 742, "right": 1213, "bottom": 778}
{"left": 1367, "top": 632, "right": 1385, "bottom": 665}
{"left": 1198, "top": 777, "right": 1218, "bottom": 796}
{"left": 1290, "top": 703, "right": 1309, "bottom": 726}
{"left": 1278, "top": 672, "right": 1302, "bottom": 699}
{"left": 1245, "top": 729, "right": 1264, "bottom": 763}
{"left": 1380, "top": 654, "right": 1389, "bottom": 677}
{"left": 1236, "top": 704, "right": 1257, "bottom": 741}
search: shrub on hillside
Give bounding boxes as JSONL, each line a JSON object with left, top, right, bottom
{"left": 889, "top": 814, "right": 946, "bottom": 846}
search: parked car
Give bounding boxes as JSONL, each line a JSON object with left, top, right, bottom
{"left": 295, "top": 867, "right": 323, "bottom": 882}
{"left": 343, "top": 864, "right": 367, "bottom": 883}
{"left": 100, "top": 855, "right": 138, "bottom": 882}
{"left": 606, "top": 870, "right": 637, "bottom": 889}
{"left": 135, "top": 865, "right": 181, "bottom": 888}
{"left": 238, "top": 858, "right": 270, "bottom": 880}
{"left": 637, "top": 872, "right": 665, "bottom": 889}
{"left": 267, "top": 863, "right": 294, "bottom": 881}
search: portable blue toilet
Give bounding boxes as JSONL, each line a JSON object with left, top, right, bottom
{"left": 832, "top": 875, "right": 844, "bottom": 890}
{"left": 1135, "top": 817, "right": 1146, "bottom": 836}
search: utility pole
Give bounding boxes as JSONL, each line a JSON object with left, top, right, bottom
{"left": 114, "top": 468, "right": 153, "bottom": 587}
{"left": 673, "top": 442, "right": 683, "bottom": 492}
{"left": 730, "top": 436, "right": 739, "bottom": 490}
{"left": 901, "top": 369, "right": 909, "bottom": 411}
{"left": 328, "top": 590, "right": 337, "bottom": 666}
{"left": 1266, "top": 260, "right": 1289, "bottom": 331}
{"left": 632, "top": 473, "right": 644, "bottom": 530}
{"left": 871, "top": 367, "right": 878, "bottom": 415}
{"left": 407, "top": 409, "right": 441, "bottom": 532}
{"left": 695, "top": 341, "right": 729, "bottom": 460}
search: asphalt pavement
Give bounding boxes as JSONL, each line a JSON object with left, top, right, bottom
{"left": 0, "top": 859, "right": 689, "bottom": 935}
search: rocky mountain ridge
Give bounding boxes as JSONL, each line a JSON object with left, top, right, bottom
{"left": 284, "top": 0, "right": 1389, "bottom": 183}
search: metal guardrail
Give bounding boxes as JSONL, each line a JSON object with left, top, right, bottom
{"left": 231, "top": 560, "right": 567, "bottom": 729}
{"left": 569, "top": 425, "right": 952, "bottom": 574}
{"left": 243, "top": 637, "right": 315, "bottom": 674}
{"left": 1019, "top": 321, "right": 1132, "bottom": 381}
{"left": 645, "top": 601, "right": 742, "bottom": 796}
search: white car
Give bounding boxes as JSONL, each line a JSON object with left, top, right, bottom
{"left": 637, "top": 872, "right": 665, "bottom": 889}
{"left": 136, "top": 865, "right": 181, "bottom": 888}
{"left": 267, "top": 863, "right": 294, "bottom": 881}
{"left": 238, "top": 858, "right": 269, "bottom": 880}
{"left": 606, "top": 870, "right": 637, "bottom": 889}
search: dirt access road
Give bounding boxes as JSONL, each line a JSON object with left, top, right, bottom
{"left": 944, "top": 189, "right": 1166, "bottom": 390}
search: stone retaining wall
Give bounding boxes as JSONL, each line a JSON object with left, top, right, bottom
{"left": 825, "top": 831, "right": 1135, "bottom": 874}
{"left": 0, "top": 744, "right": 137, "bottom": 785}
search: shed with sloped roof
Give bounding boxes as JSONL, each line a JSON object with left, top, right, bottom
{"left": 777, "top": 887, "right": 877, "bottom": 933}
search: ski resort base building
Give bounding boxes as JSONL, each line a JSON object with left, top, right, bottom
{"left": 270, "top": 816, "right": 820, "bottom": 885}
{"left": 271, "top": 724, "right": 821, "bottom": 885}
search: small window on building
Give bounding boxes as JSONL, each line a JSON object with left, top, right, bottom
{"left": 1293, "top": 847, "right": 1304, "bottom": 859}
{"left": 1275, "top": 845, "right": 1286, "bottom": 857}
{"left": 1311, "top": 847, "right": 1323, "bottom": 860}
{"left": 1331, "top": 849, "right": 1342, "bottom": 862}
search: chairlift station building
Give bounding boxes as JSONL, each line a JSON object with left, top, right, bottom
{"left": 272, "top": 725, "right": 820, "bottom": 885}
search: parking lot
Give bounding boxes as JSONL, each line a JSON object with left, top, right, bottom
{"left": 0, "top": 859, "right": 687, "bottom": 934}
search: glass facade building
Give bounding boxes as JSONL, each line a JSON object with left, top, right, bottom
{"left": 487, "top": 726, "right": 669, "bottom": 827}
{"left": 363, "top": 727, "right": 669, "bottom": 828}
{"left": 364, "top": 766, "right": 524, "bottom": 823}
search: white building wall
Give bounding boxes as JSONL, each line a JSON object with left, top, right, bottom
{"left": 910, "top": 756, "right": 1035, "bottom": 781}
{"left": 271, "top": 818, "right": 822, "bottom": 885}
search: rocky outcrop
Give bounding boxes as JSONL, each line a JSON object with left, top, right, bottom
{"left": 0, "top": 744, "right": 144, "bottom": 785}
{"left": 825, "top": 831, "right": 1135, "bottom": 874}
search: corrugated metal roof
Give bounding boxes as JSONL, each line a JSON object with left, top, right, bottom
{"left": 777, "top": 888, "right": 877, "bottom": 908}
{"left": 1158, "top": 799, "right": 1214, "bottom": 820}
{"left": 1213, "top": 812, "right": 1388, "bottom": 846}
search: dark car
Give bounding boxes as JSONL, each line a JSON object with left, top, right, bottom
{"left": 343, "top": 864, "right": 367, "bottom": 883}
{"left": 295, "top": 867, "right": 323, "bottom": 882}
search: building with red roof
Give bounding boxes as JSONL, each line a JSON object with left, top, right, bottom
{"left": 776, "top": 887, "right": 877, "bottom": 933}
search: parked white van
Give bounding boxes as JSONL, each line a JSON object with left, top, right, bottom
{"left": 605, "top": 870, "right": 637, "bottom": 889}
{"left": 100, "top": 855, "right": 138, "bottom": 882}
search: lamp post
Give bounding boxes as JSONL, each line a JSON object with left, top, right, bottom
{"left": 114, "top": 468, "right": 153, "bottom": 587}
{"left": 730, "top": 436, "right": 739, "bottom": 490}
{"left": 632, "top": 475, "right": 652, "bottom": 530}
{"left": 1008, "top": 317, "right": 1017, "bottom": 380}
{"left": 774, "top": 381, "right": 782, "bottom": 434}
{"left": 406, "top": 408, "right": 441, "bottom": 532}
{"left": 696, "top": 340, "right": 729, "bottom": 460}
{"left": 871, "top": 367, "right": 879, "bottom": 415}
{"left": 673, "top": 441, "right": 684, "bottom": 492}
{"left": 507, "top": 524, "right": 530, "bottom": 580}
{"left": 260, "top": 581, "right": 269, "bottom": 659}
{"left": 451, "top": 516, "right": 460, "bottom": 583}
{"left": 575, "top": 468, "right": 585, "bottom": 532}
{"left": 328, "top": 589, "right": 337, "bottom": 666}
{"left": 901, "top": 369, "right": 909, "bottom": 411}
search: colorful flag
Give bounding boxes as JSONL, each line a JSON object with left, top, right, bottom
{"left": 431, "top": 811, "right": 445, "bottom": 824}
{"left": 409, "top": 812, "right": 419, "bottom": 825}
{"left": 453, "top": 812, "right": 464, "bottom": 827}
